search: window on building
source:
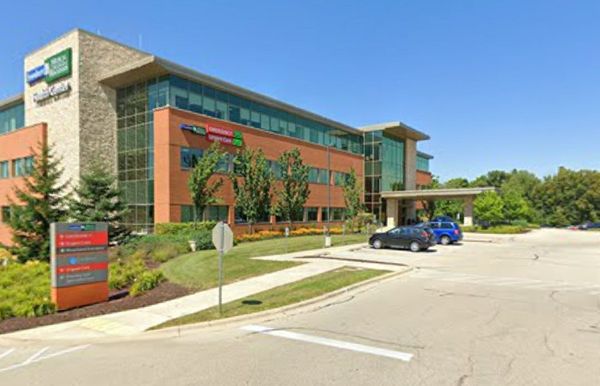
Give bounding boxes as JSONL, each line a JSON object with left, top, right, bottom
{"left": 1, "top": 206, "right": 11, "bottom": 223}
{"left": 268, "top": 160, "right": 283, "bottom": 179}
{"left": 13, "top": 156, "right": 34, "bottom": 177}
{"left": 0, "top": 161, "right": 9, "bottom": 179}
{"left": 180, "top": 147, "right": 203, "bottom": 169}
{"left": 334, "top": 172, "right": 348, "bottom": 186}
{"left": 0, "top": 102, "right": 25, "bottom": 135}
{"left": 332, "top": 208, "right": 345, "bottom": 221}
{"left": 207, "top": 206, "right": 228, "bottom": 222}
{"left": 216, "top": 154, "right": 233, "bottom": 173}
{"left": 181, "top": 205, "right": 197, "bottom": 222}
{"left": 305, "top": 207, "right": 318, "bottom": 222}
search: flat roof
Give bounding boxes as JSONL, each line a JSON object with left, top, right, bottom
{"left": 0, "top": 93, "right": 24, "bottom": 110}
{"left": 382, "top": 187, "right": 496, "bottom": 200}
{"left": 358, "top": 121, "right": 430, "bottom": 141}
{"left": 417, "top": 151, "right": 434, "bottom": 160}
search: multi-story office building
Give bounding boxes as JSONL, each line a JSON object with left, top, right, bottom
{"left": 0, "top": 29, "right": 432, "bottom": 245}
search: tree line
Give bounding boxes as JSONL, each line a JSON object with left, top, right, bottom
{"left": 423, "top": 168, "right": 600, "bottom": 226}
{"left": 5, "top": 143, "right": 363, "bottom": 262}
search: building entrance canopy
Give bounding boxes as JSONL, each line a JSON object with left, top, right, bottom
{"left": 382, "top": 187, "right": 496, "bottom": 227}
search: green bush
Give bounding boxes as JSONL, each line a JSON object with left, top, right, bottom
{"left": 109, "top": 258, "right": 147, "bottom": 290}
{"left": 0, "top": 261, "right": 55, "bottom": 320}
{"left": 462, "top": 225, "right": 529, "bottom": 234}
{"left": 155, "top": 222, "right": 216, "bottom": 236}
{"left": 130, "top": 270, "right": 165, "bottom": 297}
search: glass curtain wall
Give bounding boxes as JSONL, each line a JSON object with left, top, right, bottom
{"left": 0, "top": 102, "right": 25, "bottom": 135}
{"left": 116, "top": 76, "right": 168, "bottom": 232}
{"left": 364, "top": 130, "right": 405, "bottom": 222}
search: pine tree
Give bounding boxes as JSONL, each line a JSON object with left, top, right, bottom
{"left": 70, "top": 162, "right": 130, "bottom": 243}
{"left": 187, "top": 143, "right": 225, "bottom": 222}
{"left": 9, "top": 143, "right": 69, "bottom": 262}
{"left": 230, "top": 148, "right": 273, "bottom": 233}
{"left": 273, "top": 148, "right": 310, "bottom": 224}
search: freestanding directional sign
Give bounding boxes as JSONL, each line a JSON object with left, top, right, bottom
{"left": 212, "top": 222, "right": 234, "bottom": 314}
{"left": 50, "top": 222, "right": 109, "bottom": 310}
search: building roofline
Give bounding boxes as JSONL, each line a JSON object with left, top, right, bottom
{"left": 358, "top": 121, "right": 430, "bottom": 141}
{"left": 417, "top": 151, "right": 434, "bottom": 160}
{"left": 0, "top": 93, "right": 24, "bottom": 110}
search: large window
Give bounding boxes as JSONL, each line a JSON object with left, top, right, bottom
{"left": 166, "top": 76, "right": 363, "bottom": 155}
{"left": 1, "top": 206, "right": 11, "bottom": 223}
{"left": 334, "top": 172, "right": 348, "bottom": 186}
{"left": 417, "top": 155, "right": 430, "bottom": 172}
{"left": 117, "top": 77, "right": 168, "bottom": 231}
{"left": 305, "top": 207, "right": 318, "bottom": 222}
{"left": 208, "top": 206, "right": 229, "bottom": 222}
{"left": 180, "top": 147, "right": 203, "bottom": 169}
{"left": 0, "top": 102, "right": 24, "bottom": 135}
{"left": 13, "top": 156, "right": 33, "bottom": 177}
{"left": 0, "top": 161, "right": 8, "bottom": 179}
{"left": 309, "top": 168, "right": 329, "bottom": 184}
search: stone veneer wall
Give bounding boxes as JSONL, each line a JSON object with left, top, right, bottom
{"left": 24, "top": 29, "right": 151, "bottom": 187}
{"left": 404, "top": 138, "right": 417, "bottom": 190}
{"left": 24, "top": 31, "right": 81, "bottom": 189}
{"left": 78, "top": 31, "right": 150, "bottom": 175}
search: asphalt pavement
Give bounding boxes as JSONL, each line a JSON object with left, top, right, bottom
{"left": 1, "top": 229, "right": 599, "bottom": 385}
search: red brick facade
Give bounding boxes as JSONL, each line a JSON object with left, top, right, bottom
{"left": 153, "top": 107, "right": 364, "bottom": 235}
{"left": 0, "top": 123, "right": 47, "bottom": 245}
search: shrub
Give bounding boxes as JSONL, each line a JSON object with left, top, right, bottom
{"left": 155, "top": 222, "right": 216, "bottom": 236}
{"left": 462, "top": 225, "right": 529, "bottom": 234}
{"left": 109, "top": 258, "right": 147, "bottom": 290}
{"left": 0, "top": 261, "right": 55, "bottom": 320}
{"left": 130, "top": 270, "right": 165, "bottom": 297}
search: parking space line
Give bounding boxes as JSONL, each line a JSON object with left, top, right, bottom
{"left": 0, "top": 348, "right": 15, "bottom": 361}
{"left": 241, "top": 325, "right": 413, "bottom": 362}
{"left": 0, "top": 345, "right": 90, "bottom": 374}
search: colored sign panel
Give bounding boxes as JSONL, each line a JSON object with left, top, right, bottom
{"left": 26, "top": 64, "right": 47, "bottom": 85}
{"left": 45, "top": 48, "right": 72, "bottom": 83}
{"left": 50, "top": 222, "right": 108, "bottom": 289}
{"left": 207, "top": 126, "right": 243, "bottom": 147}
{"left": 180, "top": 123, "right": 206, "bottom": 136}
{"left": 26, "top": 48, "right": 72, "bottom": 85}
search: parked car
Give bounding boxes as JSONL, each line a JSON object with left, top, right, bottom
{"left": 369, "top": 226, "right": 437, "bottom": 252}
{"left": 431, "top": 215, "right": 456, "bottom": 223}
{"left": 577, "top": 222, "right": 600, "bottom": 230}
{"left": 418, "top": 221, "right": 463, "bottom": 245}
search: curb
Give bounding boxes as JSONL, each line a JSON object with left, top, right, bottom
{"left": 145, "top": 266, "right": 414, "bottom": 337}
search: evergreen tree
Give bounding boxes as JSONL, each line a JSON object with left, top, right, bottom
{"left": 70, "top": 162, "right": 130, "bottom": 243}
{"left": 187, "top": 143, "right": 225, "bottom": 221}
{"left": 9, "top": 143, "right": 69, "bottom": 262}
{"left": 230, "top": 148, "right": 273, "bottom": 232}
{"left": 273, "top": 148, "right": 310, "bottom": 224}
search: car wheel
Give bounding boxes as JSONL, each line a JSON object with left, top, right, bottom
{"left": 373, "top": 239, "right": 383, "bottom": 249}
{"left": 410, "top": 241, "right": 420, "bottom": 253}
{"left": 440, "top": 236, "right": 451, "bottom": 245}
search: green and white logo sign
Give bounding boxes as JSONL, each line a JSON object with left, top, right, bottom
{"left": 45, "top": 48, "right": 72, "bottom": 83}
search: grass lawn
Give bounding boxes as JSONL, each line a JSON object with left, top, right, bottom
{"left": 161, "top": 233, "right": 368, "bottom": 290}
{"left": 155, "top": 266, "right": 388, "bottom": 329}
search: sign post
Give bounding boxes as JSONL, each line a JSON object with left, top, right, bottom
{"left": 284, "top": 226, "right": 290, "bottom": 254}
{"left": 50, "top": 222, "right": 109, "bottom": 310}
{"left": 212, "top": 222, "right": 234, "bottom": 314}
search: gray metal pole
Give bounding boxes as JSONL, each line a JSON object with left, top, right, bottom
{"left": 327, "top": 144, "right": 331, "bottom": 235}
{"left": 218, "top": 222, "right": 224, "bottom": 314}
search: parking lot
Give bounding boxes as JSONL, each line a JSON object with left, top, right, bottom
{"left": 2, "top": 229, "right": 600, "bottom": 385}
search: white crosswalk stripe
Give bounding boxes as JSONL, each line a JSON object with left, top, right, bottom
{"left": 413, "top": 269, "right": 600, "bottom": 295}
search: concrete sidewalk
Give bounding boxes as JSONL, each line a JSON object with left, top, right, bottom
{"left": 2, "top": 261, "right": 348, "bottom": 341}
{"left": 1, "top": 242, "right": 406, "bottom": 342}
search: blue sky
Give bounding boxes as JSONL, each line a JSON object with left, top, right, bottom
{"left": 1, "top": 0, "right": 599, "bottom": 181}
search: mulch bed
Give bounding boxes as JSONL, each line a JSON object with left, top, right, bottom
{"left": 0, "top": 282, "right": 191, "bottom": 335}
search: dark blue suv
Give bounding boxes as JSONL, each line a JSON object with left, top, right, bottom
{"left": 419, "top": 221, "right": 463, "bottom": 245}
